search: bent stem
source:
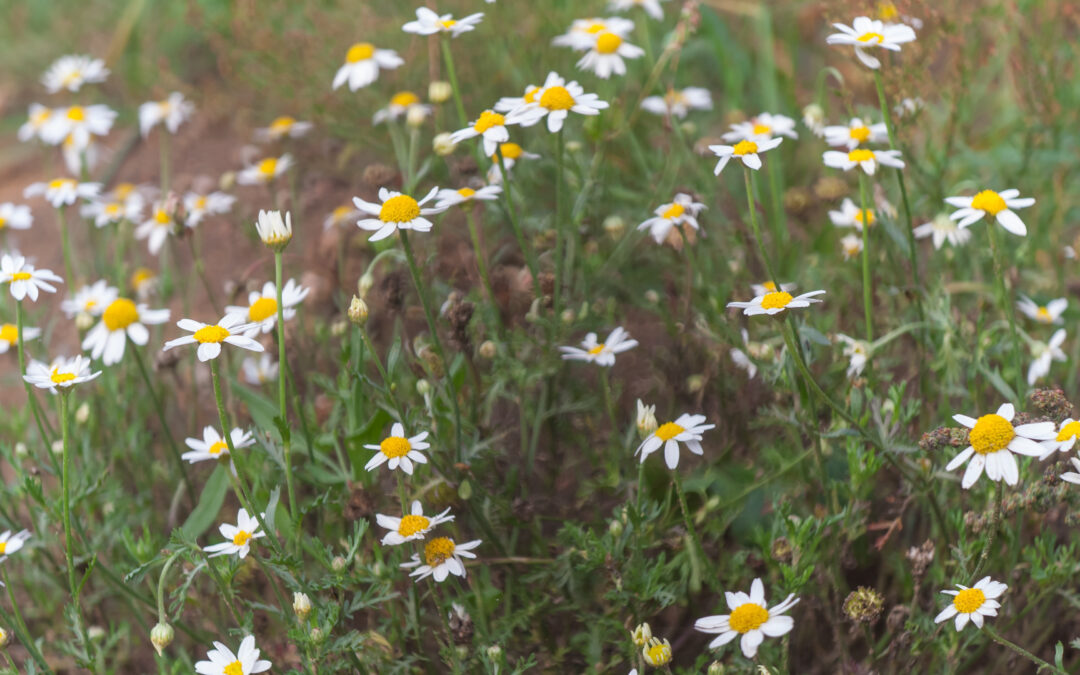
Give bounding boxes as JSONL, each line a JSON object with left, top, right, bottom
{"left": 274, "top": 250, "right": 300, "bottom": 549}
{"left": 130, "top": 340, "right": 194, "bottom": 503}
{"left": 986, "top": 222, "right": 1024, "bottom": 398}
{"left": 857, "top": 172, "right": 874, "bottom": 343}
{"left": 984, "top": 627, "right": 1064, "bottom": 674}
{"left": 971, "top": 481, "right": 1004, "bottom": 580}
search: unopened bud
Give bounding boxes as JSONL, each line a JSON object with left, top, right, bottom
{"left": 310, "top": 626, "right": 327, "bottom": 644}
{"left": 75, "top": 311, "right": 94, "bottom": 331}
{"left": 707, "top": 662, "right": 725, "bottom": 675}
{"left": 293, "top": 592, "right": 312, "bottom": 621}
{"left": 416, "top": 379, "right": 432, "bottom": 396}
{"left": 560, "top": 308, "right": 574, "bottom": 324}
{"left": 631, "top": 622, "right": 652, "bottom": 647}
{"left": 603, "top": 215, "right": 626, "bottom": 239}
{"left": 644, "top": 289, "right": 660, "bottom": 304}
{"left": 75, "top": 402, "right": 90, "bottom": 425}
{"left": 51, "top": 440, "right": 63, "bottom": 455}
{"left": 358, "top": 272, "right": 375, "bottom": 298}
{"left": 636, "top": 400, "right": 657, "bottom": 440}
{"left": 331, "top": 556, "right": 346, "bottom": 572}
{"left": 88, "top": 625, "right": 105, "bottom": 641}
{"left": 14, "top": 443, "right": 27, "bottom": 457}
{"left": 348, "top": 296, "right": 369, "bottom": 325}
{"left": 330, "top": 320, "right": 347, "bottom": 337}
{"left": 478, "top": 340, "right": 496, "bottom": 359}
{"left": 429, "top": 81, "right": 453, "bottom": 104}
{"left": 687, "top": 374, "right": 705, "bottom": 393}
{"left": 151, "top": 622, "right": 174, "bottom": 656}
{"left": 406, "top": 105, "right": 428, "bottom": 128}
{"left": 608, "top": 519, "right": 623, "bottom": 537}
{"left": 486, "top": 645, "right": 502, "bottom": 661}
{"left": 433, "top": 132, "right": 457, "bottom": 157}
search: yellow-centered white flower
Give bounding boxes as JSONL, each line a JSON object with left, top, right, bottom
{"left": 0, "top": 203, "right": 33, "bottom": 232}
{"left": 372, "top": 91, "right": 431, "bottom": 125}
{"left": 0, "top": 530, "right": 31, "bottom": 560}
{"left": 138, "top": 92, "right": 195, "bottom": 136}
{"left": 709, "top": 138, "right": 783, "bottom": 175}
{"left": 364, "top": 423, "right": 430, "bottom": 475}
{"left": 1, "top": 254, "right": 63, "bottom": 302}
{"left": 1027, "top": 329, "right": 1066, "bottom": 386}
{"left": 947, "top": 403, "right": 1056, "bottom": 489}
{"left": 721, "top": 113, "right": 798, "bottom": 143}
{"left": 945, "top": 189, "right": 1034, "bottom": 237}
{"left": 237, "top": 154, "right": 293, "bottom": 185}
{"left": 637, "top": 193, "right": 706, "bottom": 244}
{"left": 504, "top": 72, "right": 609, "bottom": 133}
{"left": 332, "top": 42, "right": 403, "bottom": 91}
{"left": 376, "top": 500, "right": 454, "bottom": 546}
{"left": 183, "top": 191, "right": 235, "bottom": 227}
{"left": 402, "top": 8, "right": 484, "bottom": 37}
{"left": 400, "top": 537, "right": 481, "bottom": 582}
{"left": 82, "top": 297, "right": 170, "bottom": 366}
{"left": 551, "top": 17, "right": 634, "bottom": 51}
{"left": 1039, "top": 417, "right": 1080, "bottom": 459}
{"left": 162, "top": 314, "right": 264, "bottom": 362}
{"left": 225, "top": 280, "right": 309, "bottom": 337}
{"left": 559, "top": 326, "right": 639, "bottom": 366}
{"left": 41, "top": 55, "right": 108, "bottom": 93}
{"left": 913, "top": 213, "right": 971, "bottom": 250}
{"left": 203, "top": 509, "right": 265, "bottom": 560}
{"left": 822, "top": 147, "right": 904, "bottom": 175}
{"left": 450, "top": 110, "right": 517, "bottom": 157}
{"left": 194, "top": 635, "right": 271, "bottom": 675}
{"left": 61, "top": 280, "right": 117, "bottom": 318}
{"left": 18, "top": 103, "right": 55, "bottom": 143}
{"left": 1017, "top": 295, "right": 1066, "bottom": 325}
{"left": 135, "top": 202, "right": 177, "bottom": 256}
{"left": 828, "top": 198, "right": 875, "bottom": 231}
{"left": 694, "top": 578, "right": 799, "bottom": 658}
{"left": 353, "top": 187, "right": 447, "bottom": 241}
{"left": 254, "top": 209, "right": 293, "bottom": 248}
{"left": 727, "top": 289, "right": 825, "bottom": 316}
{"left": 934, "top": 577, "right": 1006, "bottom": 631}
{"left": 0, "top": 322, "right": 40, "bottom": 354}
{"left": 81, "top": 196, "right": 143, "bottom": 229}
{"left": 576, "top": 29, "right": 644, "bottom": 79}
{"left": 826, "top": 16, "right": 916, "bottom": 69}
{"left": 640, "top": 87, "right": 712, "bottom": 119}
{"left": 434, "top": 185, "right": 502, "bottom": 209}
{"left": 24, "top": 178, "right": 100, "bottom": 208}
{"left": 182, "top": 426, "right": 255, "bottom": 465}
{"left": 24, "top": 355, "right": 101, "bottom": 393}
{"left": 823, "top": 117, "right": 888, "bottom": 149}
{"left": 41, "top": 104, "right": 115, "bottom": 150}
{"left": 636, "top": 413, "right": 715, "bottom": 469}
{"left": 253, "top": 116, "right": 313, "bottom": 142}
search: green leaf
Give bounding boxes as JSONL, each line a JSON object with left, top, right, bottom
{"left": 180, "top": 465, "right": 229, "bottom": 539}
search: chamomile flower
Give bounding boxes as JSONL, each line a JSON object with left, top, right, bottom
{"left": 1039, "top": 417, "right": 1080, "bottom": 459}
{"left": 42, "top": 55, "right": 108, "bottom": 93}
{"left": 1027, "top": 329, "right": 1066, "bottom": 386}
{"left": 802, "top": 103, "right": 826, "bottom": 137}
{"left": 80, "top": 196, "right": 142, "bottom": 228}
{"left": 254, "top": 210, "right": 293, "bottom": 249}
{"left": 332, "top": 42, "right": 403, "bottom": 91}
{"left": 637, "top": 193, "right": 706, "bottom": 244}
{"left": 194, "top": 635, "right": 271, "bottom": 675}
{"left": 434, "top": 185, "right": 502, "bottom": 209}
{"left": 182, "top": 426, "right": 255, "bottom": 465}
{"left": 61, "top": 280, "right": 117, "bottom": 318}
{"left": 18, "top": 103, "right": 54, "bottom": 143}
{"left": 1060, "top": 458, "right": 1080, "bottom": 485}
{"left": 0, "top": 323, "right": 40, "bottom": 354}
{"left": 836, "top": 334, "right": 871, "bottom": 379}
{"left": 694, "top": 578, "right": 799, "bottom": 658}
{"left": 132, "top": 268, "right": 160, "bottom": 301}
{"left": 1017, "top": 296, "right": 1066, "bottom": 325}
{"left": 204, "top": 509, "right": 265, "bottom": 559}
{"left": 242, "top": 354, "right": 278, "bottom": 386}
{"left": 494, "top": 84, "right": 542, "bottom": 113}
{"left": 0, "top": 530, "right": 31, "bottom": 559}
{"left": 237, "top": 154, "right": 293, "bottom": 186}
{"left": 559, "top": 326, "right": 639, "bottom": 366}
{"left": 636, "top": 413, "right": 715, "bottom": 469}
{"left": 709, "top": 138, "right": 783, "bottom": 175}
{"left": 364, "top": 424, "right": 430, "bottom": 475}
{"left": 373, "top": 92, "right": 430, "bottom": 125}
{"left": 162, "top": 314, "right": 264, "bottom": 362}
{"left": 82, "top": 297, "right": 170, "bottom": 366}
{"left": 24, "top": 178, "right": 100, "bottom": 208}
{"left": 721, "top": 113, "right": 798, "bottom": 142}
{"left": 640, "top": 87, "right": 713, "bottom": 119}
{"left": 225, "top": 280, "right": 309, "bottom": 336}
{"left": 353, "top": 187, "right": 446, "bottom": 242}
{"left": 400, "top": 537, "right": 481, "bottom": 582}
{"left": 135, "top": 202, "right": 177, "bottom": 256}
{"left": 24, "top": 355, "right": 101, "bottom": 393}
{"left": 609, "top": 0, "right": 667, "bottom": 20}
{"left": 487, "top": 142, "right": 539, "bottom": 183}
{"left": 323, "top": 204, "right": 361, "bottom": 230}
{"left": 253, "top": 116, "right": 313, "bottom": 142}
{"left": 183, "top": 191, "right": 235, "bottom": 227}
{"left": 641, "top": 638, "right": 672, "bottom": 667}
{"left": 402, "top": 8, "right": 484, "bottom": 37}
{"left": 750, "top": 281, "right": 796, "bottom": 296}
{"left": 945, "top": 189, "right": 1035, "bottom": 237}
{"left": 552, "top": 17, "right": 634, "bottom": 51}
{"left": 826, "top": 17, "right": 917, "bottom": 70}
{"left": 505, "top": 72, "right": 609, "bottom": 133}
{"left": 636, "top": 400, "right": 658, "bottom": 438}
{"left": 934, "top": 577, "right": 1006, "bottom": 631}
{"left": 947, "top": 403, "right": 1056, "bottom": 488}
{"left": 377, "top": 501, "right": 454, "bottom": 546}
{"left": 0, "top": 203, "right": 33, "bottom": 232}
{"left": 727, "top": 290, "right": 826, "bottom": 316}
{"left": 823, "top": 117, "right": 888, "bottom": 149}
{"left": 451, "top": 110, "right": 517, "bottom": 157}
{"left": 913, "top": 213, "right": 972, "bottom": 250}
{"left": 1, "top": 255, "right": 63, "bottom": 302}
{"left": 822, "top": 148, "right": 904, "bottom": 175}
{"left": 41, "top": 104, "right": 116, "bottom": 150}
{"left": 138, "top": 92, "right": 195, "bottom": 137}
{"left": 828, "top": 198, "right": 875, "bottom": 231}
{"left": 576, "top": 30, "right": 645, "bottom": 79}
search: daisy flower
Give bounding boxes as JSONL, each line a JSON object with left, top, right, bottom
{"left": 637, "top": 193, "right": 705, "bottom": 244}
{"left": 559, "top": 326, "right": 639, "bottom": 366}
{"left": 194, "top": 635, "right": 271, "bottom": 675}
{"left": 836, "top": 334, "right": 871, "bottom": 379}
{"left": 434, "top": 185, "right": 502, "bottom": 210}
{"left": 82, "top": 297, "right": 170, "bottom": 366}
{"left": 377, "top": 500, "right": 454, "bottom": 546}
{"left": 253, "top": 116, "right": 313, "bottom": 142}
{"left": 934, "top": 577, "right": 1006, "bottom": 631}
{"left": 641, "top": 638, "right": 672, "bottom": 667}
{"left": 823, "top": 117, "right": 888, "bottom": 149}
{"left": 494, "top": 84, "right": 542, "bottom": 113}
{"left": 237, "top": 154, "right": 293, "bottom": 186}
{"left": 1039, "top": 418, "right": 1080, "bottom": 459}
{"left": 402, "top": 8, "right": 484, "bottom": 37}
{"left": 826, "top": 16, "right": 917, "bottom": 69}
{"left": 609, "top": 0, "right": 667, "bottom": 20}
{"left": 1, "top": 254, "right": 63, "bottom": 302}
{"left": 24, "top": 355, "right": 101, "bottom": 393}
{"left": 61, "top": 280, "right": 117, "bottom": 318}
{"left": 183, "top": 191, "right": 235, "bottom": 227}
{"left": 18, "top": 103, "right": 54, "bottom": 143}
{"left": 576, "top": 30, "right": 645, "bottom": 79}
{"left": 727, "top": 289, "right": 826, "bottom": 316}
{"left": 254, "top": 209, "right": 293, "bottom": 249}
{"left": 41, "top": 55, "right": 108, "bottom": 93}
{"left": 636, "top": 413, "right": 715, "bottom": 469}
{"left": 1061, "top": 458, "right": 1080, "bottom": 485}
{"left": 332, "top": 42, "right": 403, "bottom": 91}
{"left": 400, "top": 537, "right": 481, "bottom": 582}
{"left": 138, "top": 92, "right": 195, "bottom": 137}
{"left": 450, "top": 110, "right": 516, "bottom": 157}
{"left": 162, "top": 314, "right": 263, "bottom": 362}
{"left": 505, "top": 72, "right": 609, "bottom": 133}
{"left": 721, "top": 113, "right": 798, "bottom": 143}
{"left": 80, "top": 196, "right": 142, "bottom": 229}
{"left": 242, "top": 354, "right": 279, "bottom": 386}
{"left": 182, "top": 426, "right": 255, "bottom": 465}
{"left": 913, "top": 213, "right": 972, "bottom": 250}
{"left": 640, "top": 87, "right": 712, "bottom": 119}
{"left": 828, "top": 198, "right": 875, "bottom": 231}
{"left": 636, "top": 400, "right": 657, "bottom": 438}
{"left": 947, "top": 403, "right": 1056, "bottom": 488}
{"left": 372, "top": 92, "right": 431, "bottom": 125}
{"left": 364, "top": 423, "right": 430, "bottom": 475}
{"left": 353, "top": 187, "right": 447, "bottom": 242}
{"left": 709, "top": 138, "right": 783, "bottom": 175}
{"left": 132, "top": 268, "right": 160, "bottom": 301}
{"left": 945, "top": 189, "right": 1035, "bottom": 237}
{"left": 225, "top": 280, "right": 309, "bottom": 336}
{"left": 750, "top": 281, "right": 796, "bottom": 296}
{"left": 323, "top": 204, "right": 361, "bottom": 230}
{"left": 551, "top": 17, "right": 634, "bottom": 51}
{"left": 0, "top": 530, "right": 31, "bottom": 560}
{"left": 802, "top": 103, "right": 826, "bottom": 137}
{"left": 204, "top": 508, "right": 265, "bottom": 559}
{"left": 41, "top": 104, "right": 116, "bottom": 150}
{"left": 487, "top": 142, "right": 539, "bottom": 183}
{"left": 822, "top": 148, "right": 904, "bottom": 175}
{"left": 694, "top": 578, "right": 799, "bottom": 658}
{"left": 135, "top": 202, "right": 177, "bottom": 255}
{"left": 1017, "top": 295, "right": 1066, "bottom": 325}
{"left": 1027, "top": 329, "right": 1066, "bottom": 386}
{"left": 0, "top": 203, "right": 33, "bottom": 232}
{"left": 24, "top": 178, "right": 100, "bottom": 208}
{"left": 0, "top": 322, "right": 40, "bottom": 354}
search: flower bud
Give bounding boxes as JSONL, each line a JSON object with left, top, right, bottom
{"left": 357, "top": 272, "right": 375, "bottom": 298}
{"left": 560, "top": 308, "right": 575, "bottom": 324}
{"left": 293, "top": 592, "right": 312, "bottom": 621}
{"left": 642, "top": 637, "right": 672, "bottom": 666}
{"left": 14, "top": 443, "right": 27, "bottom": 457}
{"left": 644, "top": 289, "right": 660, "bottom": 304}
{"left": 707, "top": 662, "right": 725, "bottom": 675}
{"left": 151, "top": 622, "right": 174, "bottom": 656}
{"left": 75, "top": 311, "right": 95, "bottom": 331}
{"left": 406, "top": 105, "right": 428, "bottom": 128}
{"left": 486, "top": 645, "right": 502, "bottom": 661}
{"left": 416, "top": 379, "right": 432, "bottom": 396}
{"left": 636, "top": 400, "right": 657, "bottom": 440}
{"left": 348, "top": 296, "right": 369, "bottom": 326}
{"left": 88, "top": 625, "right": 105, "bottom": 641}
{"left": 429, "top": 81, "right": 453, "bottom": 104}
{"left": 843, "top": 587, "right": 885, "bottom": 625}
{"left": 331, "top": 556, "right": 346, "bottom": 572}
{"left": 75, "top": 402, "right": 90, "bottom": 425}
{"left": 0, "top": 627, "right": 9, "bottom": 648}
{"left": 603, "top": 215, "right": 626, "bottom": 239}
{"left": 433, "top": 132, "right": 458, "bottom": 157}
{"left": 608, "top": 518, "right": 623, "bottom": 537}
{"left": 478, "top": 340, "right": 496, "bottom": 360}
{"left": 310, "top": 626, "right": 327, "bottom": 644}
{"left": 255, "top": 210, "right": 293, "bottom": 251}
{"left": 330, "top": 320, "right": 347, "bottom": 337}
{"left": 631, "top": 622, "right": 652, "bottom": 646}
{"left": 51, "top": 440, "right": 63, "bottom": 455}
{"left": 802, "top": 103, "right": 825, "bottom": 137}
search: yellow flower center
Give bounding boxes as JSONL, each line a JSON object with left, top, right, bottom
{"left": 380, "top": 436, "right": 412, "bottom": 458}
{"left": 193, "top": 325, "right": 230, "bottom": 343}
{"left": 655, "top": 422, "right": 685, "bottom": 441}
{"left": 61, "top": 70, "right": 82, "bottom": 86}
{"left": 33, "top": 109, "right": 51, "bottom": 124}
{"left": 850, "top": 125, "right": 872, "bottom": 142}
{"left": 473, "top": 110, "right": 505, "bottom": 133}
{"left": 248, "top": 297, "right": 278, "bottom": 323}
{"left": 51, "top": 368, "right": 76, "bottom": 384}
{"left": 10, "top": 272, "right": 32, "bottom": 282}
{"left": 644, "top": 642, "right": 672, "bottom": 665}
{"left": 587, "top": 343, "right": 606, "bottom": 355}
{"left": 223, "top": 661, "right": 244, "bottom": 675}
{"left": 270, "top": 116, "right": 295, "bottom": 133}
{"left": 586, "top": 22, "right": 607, "bottom": 34}
{"left": 67, "top": 106, "right": 86, "bottom": 122}
{"left": 105, "top": 203, "right": 122, "bottom": 216}
{"left": 0, "top": 324, "right": 17, "bottom": 343}
{"left": 729, "top": 602, "right": 770, "bottom": 633}
{"left": 953, "top": 588, "right": 986, "bottom": 614}
{"left": 209, "top": 441, "right": 228, "bottom": 455}
{"left": 878, "top": 1, "right": 900, "bottom": 20}
{"left": 596, "top": 31, "right": 623, "bottom": 54}
{"left": 732, "top": 140, "right": 758, "bottom": 156}
{"left": 114, "top": 183, "right": 136, "bottom": 199}
{"left": 968, "top": 414, "right": 1015, "bottom": 455}
{"left": 661, "top": 202, "right": 685, "bottom": 219}
{"left": 0, "top": 542, "right": 6, "bottom": 554}
{"left": 257, "top": 158, "right": 278, "bottom": 177}
{"left": 103, "top": 298, "right": 139, "bottom": 331}
{"left": 523, "top": 87, "right": 539, "bottom": 104}
{"left": 132, "top": 268, "right": 155, "bottom": 288}
{"left": 540, "top": 86, "right": 575, "bottom": 111}
{"left": 379, "top": 194, "right": 421, "bottom": 223}
{"left": 424, "top": 537, "right": 456, "bottom": 566}
{"left": 761, "top": 291, "right": 794, "bottom": 309}
{"left": 752, "top": 123, "right": 771, "bottom": 136}
{"left": 1036, "top": 307, "right": 1051, "bottom": 322}
{"left": 971, "top": 190, "right": 1007, "bottom": 216}
{"left": 762, "top": 281, "right": 777, "bottom": 291}
{"left": 347, "top": 42, "right": 375, "bottom": 63}
{"left": 391, "top": 91, "right": 420, "bottom": 107}
{"left": 194, "top": 196, "right": 208, "bottom": 210}
{"left": 1057, "top": 421, "right": 1080, "bottom": 442}
{"left": 0, "top": 217, "right": 6, "bottom": 229}
{"left": 154, "top": 209, "right": 170, "bottom": 225}
{"left": 232, "top": 530, "right": 252, "bottom": 547}
{"left": 440, "top": 19, "right": 457, "bottom": 29}
{"left": 498, "top": 142, "right": 524, "bottom": 160}
{"left": 49, "top": 178, "right": 72, "bottom": 190}
{"left": 398, "top": 514, "right": 431, "bottom": 538}
{"left": 848, "top": 149, "right": 875, "bottom": 162}
{"left": 457, "top": 188, "right": 476, "bottom": 199}
{"left": 854, "top": 209, "right": 875, "bottom": 226}
{"left": 857, "top": 32, "right": 885, "bottom": 43}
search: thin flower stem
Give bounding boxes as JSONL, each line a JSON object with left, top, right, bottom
{"left": 16, "top": 301, "right": 54, "bottom": 446}
{"left": 155, "top": 552, "right": 182, "bottom": 623}
{"left": 495, "top": 151, "right": 542, "bottom": 301}
{"left": 463, "top": 209, "right": 500, "bottom": 330}
{"left": 857, "top": 172, "right": 874, "bottom": 343}
{"left": 599, "top": 369, "right": 617, "bottom": 431}
{"left": 130, "top": 339, "right": 194, "bottom": 503}
{"left": 159, "top": 131, "right": 171, "bottom": 194}
{"left": 405, "top": 125, "right": 420, "bottom": 193}
{"left": 984, "top": 627, "right": 1065, "bottom": 674}
{"left": 971, "top": 481, "right": 1004, "bottom": 580}
{"left": 986, "top": 222, "right": 1024, "bottom": 398}
{"left": 742, "top": 167, "right": 781, "bottom": 290}
{"left": 197, "top": 548, "right": 244, "bottom": 626}
{"left": 1, "top": 568, "right": 52, "bottom": 673}
{"left": 671, "top": 471, "right": 706, "bottom": 580}
{"left": 439, "top": 35, "right": 467, "bottom": 128}
{"left": 553, "top": 128, "right": 566, "bottom": 317}
{"left": 274, "top": 251, "right": 300, "bottom": 549}
{"left": 357, "top": 325, "right": 406, "bottom": 421}
{"left": 59, "top": 392, "right": 78, "bottom": 599}
{"left": 58, "top": 206, "right": 75, "bottom": 287}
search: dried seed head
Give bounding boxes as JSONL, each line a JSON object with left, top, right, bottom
{"left": 843, "top": 587, "right": 885, "bottom": 625}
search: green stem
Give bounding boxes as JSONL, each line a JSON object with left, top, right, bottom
{"left": 780, "top": 323, "right": 836, "bottom": 510}
{"left": 58, "top": 206, "right": 75, "bottom": 287}
{"left": 971, "top": 481, "right": 1004, "bottom": 580}
{"left": 155, "top": 552, "right": 182, "bottom": 623}
{"left": 463, "top": 209, "right": 500, "bottom": 329}
{"left": 440, "top": 35, "right": 467, "bottom": 128}
{"left": 857, "top": 172, "right": 874, "bottom": 342}
{"left": 1, "top": 568, "right": 52, "bottom": 673}
{"left": 274, "top": 251, "right": 299, "bottom": 549}
{"left": 553, "top": 128, "right": 566, "bottom": 317}
{"left": 599, "top": 369, "right": 617, "bottom": 431}
{"left": 16, "top": 302, "right": 54, "bottom": 447}
{"left": 742, "top": 167, "right": 781, "bottom": 290}
{"left": 130, "top": 340, "right": 194, "bottom": 503}
{"left": 984, "top": 627, "right": 1064, "bottom": 674}
{"left": 358, "top": 326, "right": 405, "bottom": 421}
{"left": 671, "top": 471, "right": 705, "bottom": 585}
{"left": 60, "top": 392, "right": 77, "bottom": 599}
{"left": 159, "top": 132, "right": 170, "bottom": 194}
{"left": 986, "top": 222, "right": 1024, "bottom": 398}
{"left": 495, "top": 150, "right": 542, "bottom": 301}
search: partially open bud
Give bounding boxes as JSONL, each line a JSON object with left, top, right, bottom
{"left": 293, "top": 592, "right": 312, "bottom": 621}
{"left": 0, "top": 627, "right": 9, "bottom": 648}
{"left": 348, "top": 296, "right": 369, "bottom": 326}
{"left": 636, "top": 400, "right": 657, "bottom": 439}
{"left": 151, "top": 622, "right": 174, "bottom": 656}
{"left": 631, "top": 622, "right": 652, "bottom": 646}
{"left": 255, "top": 210, "right": 293, "bottom": 251}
